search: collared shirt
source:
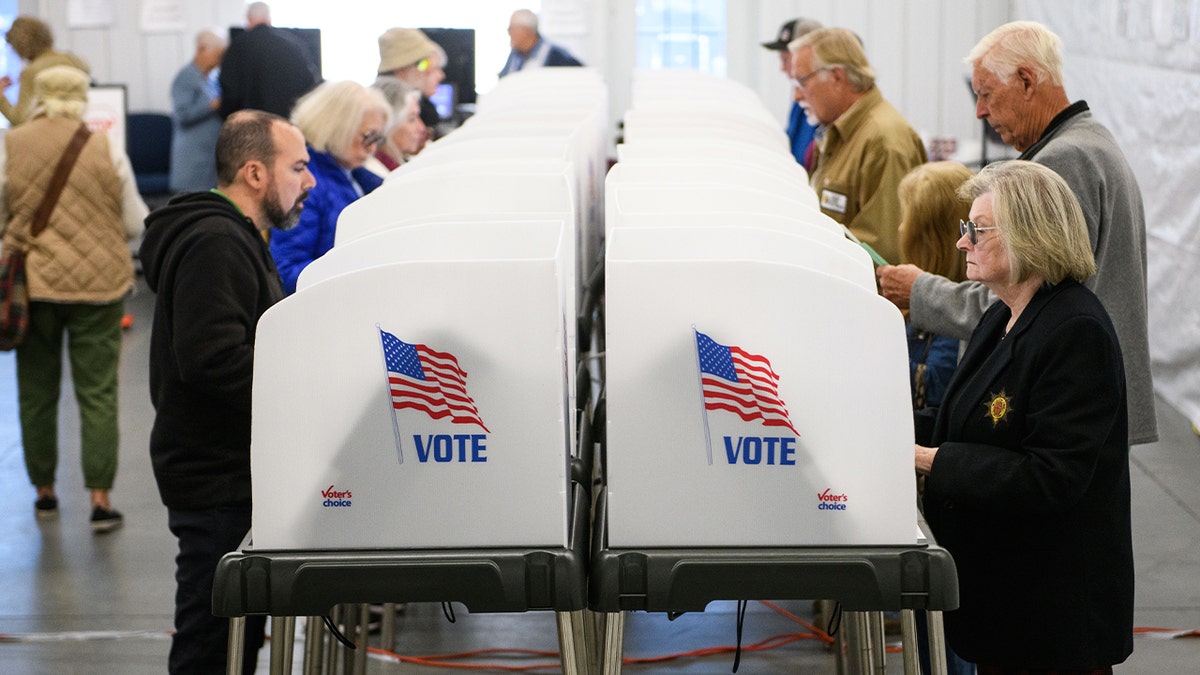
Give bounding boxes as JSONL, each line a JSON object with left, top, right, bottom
{"left": 809, "top": 86, "right": 927, "bottom": 266}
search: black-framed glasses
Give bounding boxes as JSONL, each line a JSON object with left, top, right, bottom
{"left": 959, "top": 219, "right": 998, "bottom": 245}
{"left": 790, "top": 66, "right": 830, "bottom": 90}
{"left": 360, "top": 130, "right": 386, "bottom": 149}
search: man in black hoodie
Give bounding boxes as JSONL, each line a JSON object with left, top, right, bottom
{"left": 139, "top": 109, "right": 314, "bottom": 674}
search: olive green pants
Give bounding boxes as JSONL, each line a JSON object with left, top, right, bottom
{"left": 16, "top": 300, "right": 124, "bottom": 490}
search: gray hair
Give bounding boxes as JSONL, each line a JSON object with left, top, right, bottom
{"left": 958, "top": 160, "right": 1095, "bottom": 285}
{"left": 372, "top": 76, "right": 421, "bottom": 128}
{"left": 247, "top": 2, "right": 271, "bottom": 24}
{"left": 965, "top": 21, "right": 1065, "bottom": 88}
{"left": 793, "top": 27, "right": 875, "bottom": 92}
{"left": 195, "top": 29, "right": 226, "bottom": 51}
{"left": 510, "top": 9, "right": 538, "bottom": 31}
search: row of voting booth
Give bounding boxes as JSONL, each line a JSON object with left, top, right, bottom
{"left": 214, "top": 68, "right": 958, "bottom": 675}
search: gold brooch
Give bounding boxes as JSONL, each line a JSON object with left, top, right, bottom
{"left": 984, "top": 389, "right": 1013, "bottom": 427}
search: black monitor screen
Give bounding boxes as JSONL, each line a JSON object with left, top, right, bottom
{"left": 420, "top": 28, "right": 476, "bottom": 104}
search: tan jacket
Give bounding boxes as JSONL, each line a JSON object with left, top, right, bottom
{"left": 810, "top": 87, "right": 927, "bottom": 266}
{"left": 1, "top": 116, "right": 145, "bottom": 303}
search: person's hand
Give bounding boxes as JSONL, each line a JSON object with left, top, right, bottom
{"left": 877, "top": 264, "right": 923, "bottom": 309}
{"left": 915, "top": 444, "right": 937, "bottom": 475}
{"left": 0, "top": 76, "right": 12, "bottom": 91}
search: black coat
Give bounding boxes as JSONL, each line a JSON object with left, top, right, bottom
{"left": 920, "top": 280, "right": 1133, "bottom": 669}
{"left": 218, "top": 24, "right": 320, "bottom": 119}
{"left": 139, "top": 192, "right": 285, "bottom": 509}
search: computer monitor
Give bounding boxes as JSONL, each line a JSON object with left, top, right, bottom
{"left": 420, "top": 28, "right": 476, "bottom": 104}
{"left": 429, "top": 83, "right": 456, "bottom": 119}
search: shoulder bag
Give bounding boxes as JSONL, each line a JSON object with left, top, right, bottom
{"left": 0, "top": 122, "right": 92, "bottom": 350}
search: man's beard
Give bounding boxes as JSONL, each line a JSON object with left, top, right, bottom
{"left": 264, "top": 183, "right": 307, "bottom": 231}
{"left": 800, "top": 102, "right": 820, "bottom": 127}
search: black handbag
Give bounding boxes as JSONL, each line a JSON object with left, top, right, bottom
{"left": 0, "top": 122, "right": 91, "bottom": 350}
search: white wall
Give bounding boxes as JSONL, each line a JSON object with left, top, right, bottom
{"left": 731, "top": 0, "right": 1012, "bottom": 159}
{"left": 22, "top": 0, "right": 243, "bottom": 112}
{"left": 1015, "top": 0, "right": 1200, "bottom": 429}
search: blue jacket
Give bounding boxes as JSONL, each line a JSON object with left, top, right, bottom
{"left": 498, "top": 38, "right": 583, "bottom": 77}
{"left": 268, "top": 148, "right": 383, "bottom": 294}
{"left": 785, "top": 101, "right": 818, "bottom": 169}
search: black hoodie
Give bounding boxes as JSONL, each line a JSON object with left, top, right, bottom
{"left": 139, "top": 191, "right": 284, "bottom": 509}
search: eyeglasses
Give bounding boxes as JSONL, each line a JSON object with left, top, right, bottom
{"left": 360, "top": 130, "right": 386, "bottom": 149}
{"left": 959, "top": 219, "right": 998, "bottom": 245}
{"left": 416, "top": 58, "right": 431, "bottom": 72}
{"left": 790, "top": 66, "right": 830, "bottom": 90}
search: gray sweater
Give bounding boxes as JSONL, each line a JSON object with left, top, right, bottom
{"left": 910, "top": 103, "right": 1157, "bottom": 444}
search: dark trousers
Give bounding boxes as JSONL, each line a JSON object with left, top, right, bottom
{"left": 167, "top": 503, "right": 265, "bottom": 674}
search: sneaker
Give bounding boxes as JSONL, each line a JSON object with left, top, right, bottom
{"left": 35, "top": 495, "right": 58, "bottom": 520}
{"left": 90, "top": 506, "right": 124, "bottom": 533}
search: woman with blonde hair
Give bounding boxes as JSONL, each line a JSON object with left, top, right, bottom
{"left": 1, "top": 65, "right": 146, "bottom": 529}
{"left": 897, "top": 161, "right": 973, "bottom": 411}
{"left": 917, "top": 160, "right": 1131, "bottom": 674}
{"left": 268, "top": 80, "right": 391, "bottom": 294}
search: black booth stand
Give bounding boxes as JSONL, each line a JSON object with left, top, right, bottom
{"left": 588, "top": 495, "right": 959, "bottom": 674}
{"left": 212, "top": 478, "right": 592, "bottom": 675}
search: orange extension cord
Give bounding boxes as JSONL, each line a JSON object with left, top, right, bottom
{"left": 361, "top": 604, "right": 1200, "bottom": 671}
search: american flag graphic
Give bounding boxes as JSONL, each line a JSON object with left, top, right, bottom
{"left": 695, "top": 330, "right": 798, "bottom": 435}
{"left": 379, "top": 329, "right": 490, "bottom": 432}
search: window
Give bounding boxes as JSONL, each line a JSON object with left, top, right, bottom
{"left": 635, "top": 0, "right": 726, "bottom": 76}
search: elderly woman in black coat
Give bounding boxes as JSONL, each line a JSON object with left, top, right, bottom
{"left": 916, "top": 160, "right": 1133, "bottom": 675}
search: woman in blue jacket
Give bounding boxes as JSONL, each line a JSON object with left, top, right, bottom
{"left": 916, "top": 161, "right": 1133, "bottom": 674}
{"left": 269, "top": 80, "right": 390, "bottom": 294}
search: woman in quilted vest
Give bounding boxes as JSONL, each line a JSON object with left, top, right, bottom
{"left": 0, "top": 65, "right": 147, "bottom": 531}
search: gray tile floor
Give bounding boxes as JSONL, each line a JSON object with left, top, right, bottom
{"left": 0, "top": 279, "right": 1197, "bottom": 673}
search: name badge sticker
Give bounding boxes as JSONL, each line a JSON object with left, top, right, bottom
{"left": 820, "top": 189, "right": 848, "bottom": 214}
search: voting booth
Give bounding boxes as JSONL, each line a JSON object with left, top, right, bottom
{"left": 250, "top": 219, "right": 571, "bottom": 551}
{"left": 604, "top": 226, "right": 918, "bottom": 547}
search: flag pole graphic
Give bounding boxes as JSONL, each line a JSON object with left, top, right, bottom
{"left": 377, "top": 325, "right": 404, "bottom": 464}
{"left": 693, "top": 325, "right": 714, "bottom": 465}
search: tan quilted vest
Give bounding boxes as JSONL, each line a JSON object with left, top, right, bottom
{"left": 3, "top": 116, "right": 133, "bottom": 303}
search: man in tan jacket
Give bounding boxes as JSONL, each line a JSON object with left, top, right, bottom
{"left": 791, "top": 27, "right": 927, "bottom": 266}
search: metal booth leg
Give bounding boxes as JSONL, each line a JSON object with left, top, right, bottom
{"left": 926, "top": 610, "right": 949, "bottom": 675}
{"left": 900, "top": 609, "right": 919, "bottom": 675}
{"left": 556, "top": 609, "right": 591, "bottom": 675}
{"left": 868, "top": 612, "right": 887, "bottom": 673}
{"left": 381, "top": 603, "right": 397, "bottom": 653}
{"left": 352, "top": 604, "right": 370, "bottom": 675}
{"left": 583, "top": 609, "right": 603, "bottom": 674}
{"left": 270, "top": 615, "right": 296, "bottom": 675}
{"left": 304, "top": 616, "right": 325, "bottom": 675}
{"left": 601, "top": 611, "right": 626, "bottom": 675}
{"left": 325, "top": 605, "right": 342, "bottom": 675}
{"left": 227, "top": 616, "right": 246, "bottom": 675}
{"left": 843, "top": 611, "right": 874, "bottom": 674}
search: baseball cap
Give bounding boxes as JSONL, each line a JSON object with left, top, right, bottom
{"left": 761, "top": 18, "right": 822, "bottom": 51}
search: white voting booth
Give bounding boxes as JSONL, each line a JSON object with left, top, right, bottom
{"left": 249, "top": 72, "right": 607, "bottom": 553}
{"left": 603, "top": 70, "right": 919, "bottom": 549}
